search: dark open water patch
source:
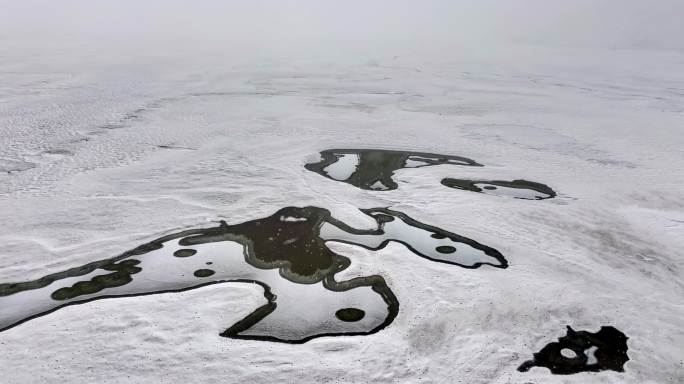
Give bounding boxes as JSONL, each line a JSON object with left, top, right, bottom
{"left": 441, "top": 178, "right": 556, "bottom": 200}
{"left": 0, "top": 206, "right": 505, "bottom": 343}
{"left": 173, "top": 249, "right": 197, "bottom": 258}
{"left": 435, "top": 246, "right": 456, "bottom": 254}
{"left": 518, "top": 326, "right": 629, "bottom": 375}
{"left": 193, "top": 269, "right": 215, "bottom": 278}
{"left": 305, "top": 149, "right": 483, "bottom": 191}
{"left": 335, "top": 308, "right": 365, "bottom": 322}
{"left": 304, "top": 149, "right": 558, "bottom": 201}
{"left": 51, "top": 259, "right": 142, "bottom": 300}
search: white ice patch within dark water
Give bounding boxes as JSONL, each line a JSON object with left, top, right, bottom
{"left": 280, "top": 215, "right": 308, "bottom": 222}
{"left": 403, "top": 157, "right": 431, "bottom": 168}
{"left": 585, "top": 346, "right": 599, "bottom": 365}
{"left": 560, "top": 348, "right": 577, "bottom": 358}
{"left": 322, "top": 154, "right": 359, "bottom": 181}
{"left": 369, "top": 180, "right": 390, "bottom": 190}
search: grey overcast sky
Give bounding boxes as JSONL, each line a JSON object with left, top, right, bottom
{"left": 2, "top": 1, "right": 683, "bottom": 54}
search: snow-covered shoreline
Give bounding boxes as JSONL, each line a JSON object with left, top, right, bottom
{"left": 1, "top": 44, "right": 683, "bottom": 383}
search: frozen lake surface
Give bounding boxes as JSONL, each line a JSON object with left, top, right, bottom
{"left": 1, "top": 44, "right": 683, "bottom": 383}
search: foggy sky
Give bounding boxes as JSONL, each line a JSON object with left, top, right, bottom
{"left": 2, "top": 1, "right": 683, "bottom": 55}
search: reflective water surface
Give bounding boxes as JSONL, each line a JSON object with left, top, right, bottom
{"left": 0, "top": 206, "right": 506, "bottom": 343}
{"left": 305, "top": 149, "right": 483, "bottom": 191}
{"left": 518, "top": 326, "right": 629, "bottom": 374}
{"left": 305, "top": 149, "right": 557, "bottom": 201}
{"left": 441, "top": 178, "right": 556, "bottom": 200}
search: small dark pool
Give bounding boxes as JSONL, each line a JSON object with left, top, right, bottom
{"left": 441, "top": 178, "right": 556, "bottom": 200}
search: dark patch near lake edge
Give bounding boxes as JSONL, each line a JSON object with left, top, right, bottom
{"left": 0, "top": 206, "right": 506, "bottom": 342}
{"left": 194, "top": 269, "right": 216, "bottom": 278}
{"left": 518, "top": 326, "right": 629, "bottom": 375}
{"left": 305, "top": 149, "right": 483, "bottom": 191}
{"left": 173, "top": 249, "right": 197, "bottom": 258}
{"left": 51, "top": 259, "right": 142, "bottom": 300}
{"left": 353, "top": 208, "right": 508, "bottom": 269}
{"left": 441, "top": 178, "right": 557, "bottom": 200}
{"left": 335, "top": 308, "right": 365, "bottom": 322}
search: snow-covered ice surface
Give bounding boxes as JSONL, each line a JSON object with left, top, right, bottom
{"left": 1, "top": 45, "right": 683, "bottom": 383}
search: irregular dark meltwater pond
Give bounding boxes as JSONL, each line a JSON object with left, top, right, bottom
{"left": 305, "top": 149, "right": 557, "bottom": 199}
{"left": 441, "top": 178, "right": 556, "bottom": 200}
{"left": 304, "top": 149, "right": 483, "bottom": 191}
{"left": 0, "top": 206, "right": 506, "bottom": 343}
{"left": 0, "top": 147, "right": 629, "bottom": 376}
{"left": 518, "top": 326, "right": 630, "bottom": 375}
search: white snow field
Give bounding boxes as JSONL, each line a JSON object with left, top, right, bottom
{"left": 1, "top": 3, "right": 684, "bottom": 381}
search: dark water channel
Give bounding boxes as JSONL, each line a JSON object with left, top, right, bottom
{"left": 0, "top": 206, "right": 506, "bottom": 343}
